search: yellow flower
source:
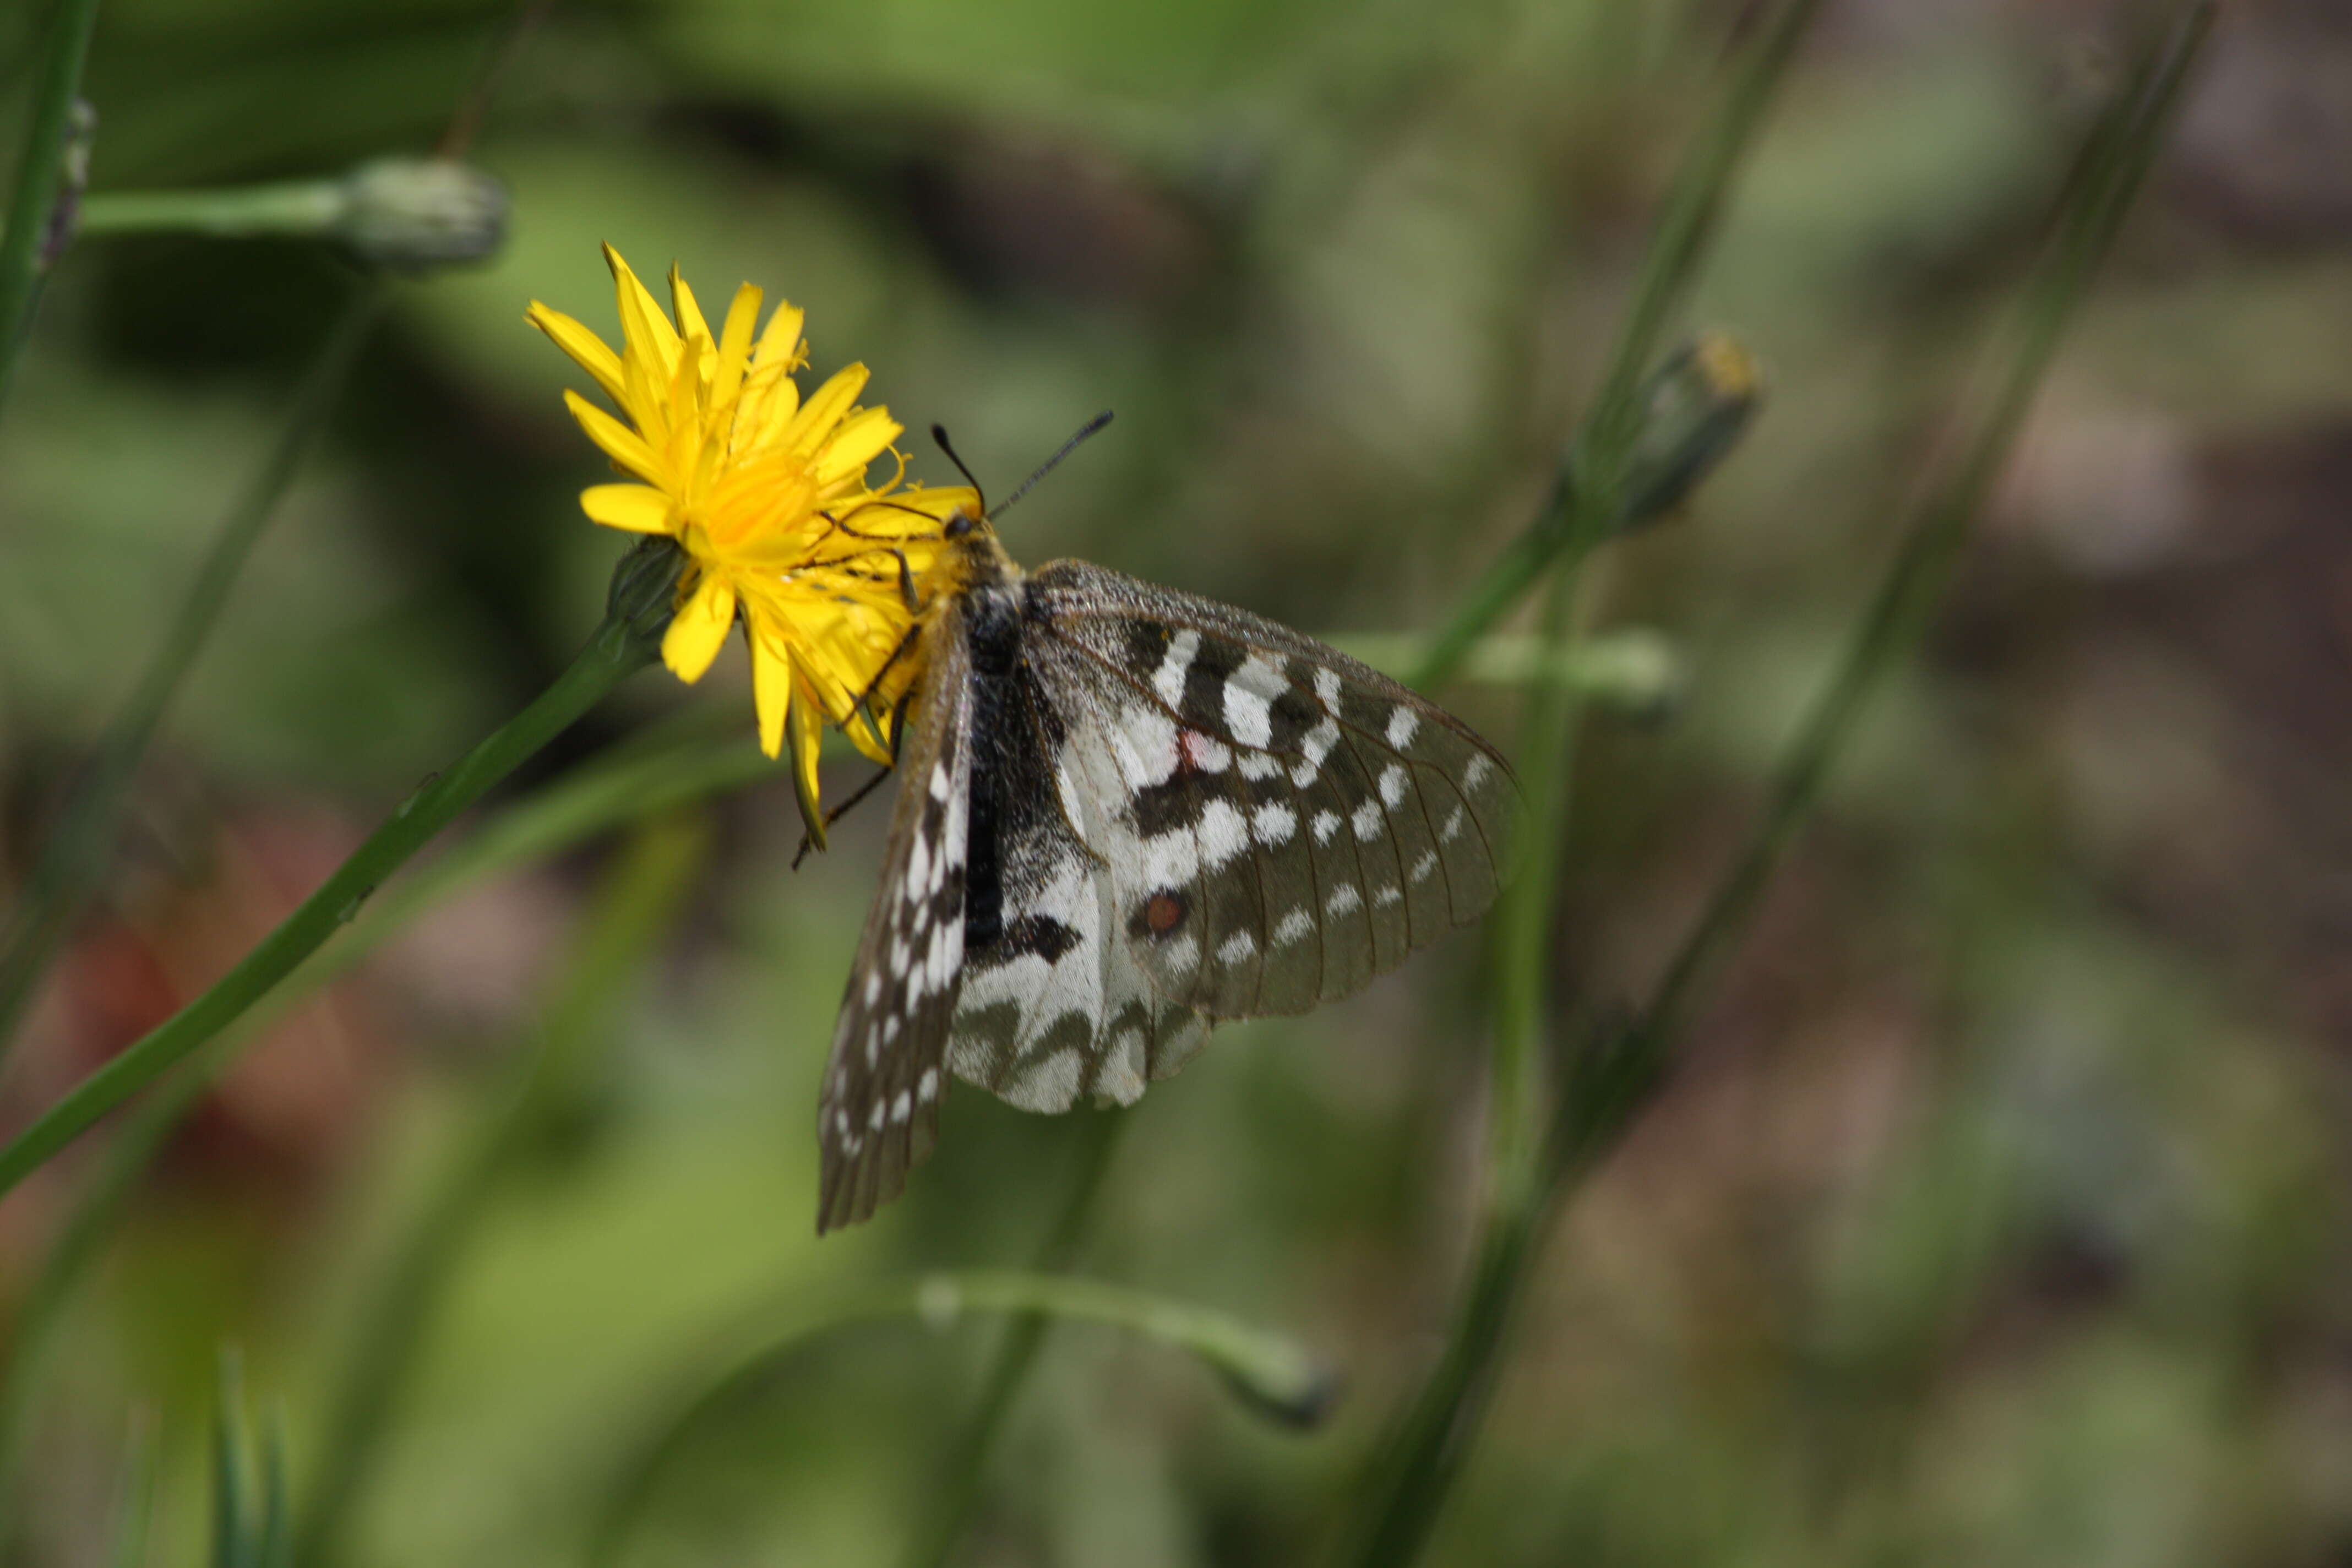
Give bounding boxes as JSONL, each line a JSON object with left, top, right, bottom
{"left": 528, "top": 246, "right": 976, "bottom": 835}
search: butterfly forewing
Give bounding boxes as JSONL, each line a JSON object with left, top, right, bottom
{"left": 937, "top": 588, "right": 1208, "bottom": 1113}
{"left": 1023, "top": 560, "right": 1518, "bottom": 1021}
{"left": 815, "top": 613, "right": 974, "bottom": 1234}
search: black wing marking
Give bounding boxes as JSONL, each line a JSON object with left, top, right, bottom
{"left": 815, "top": 610, "right": 974, "bottom": 1234}
{"left": 1023, "top": 559, "right": 1518, "bottom": 1022}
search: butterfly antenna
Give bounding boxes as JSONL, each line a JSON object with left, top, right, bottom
{"left": 930, "top": 425, "right": 988, "bottom": 515}
{"left": 995, "top": 410, "right": 1113, "bottom": 519}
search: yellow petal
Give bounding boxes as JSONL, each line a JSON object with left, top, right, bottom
{"left": 737, "top": 362, "right": 802, "bottom": 452}
{"left": 579, "top": 483, "right": 674, "bottom": 533}
{"left": 753, "top": 301, "right": 805, "bottom": 371}
{"left": 562, "top": 390, "right": 664, "bottom": 485}
{"left": 845, "top": 706, "right": 894, "bottom": 766}
{"left": 814, "top": 406, "right": 903, "bottom": 484}
{"left": 661, "top": 573, "right": 736, "bottom": 683}
{"left": 668, "top": 264, "right": 710, "bottom": 349}
{"left": 788, "top": 686, "right": 828, "bottom": 851}
{"left": 881, "top": 483, "right": 983, "bottom": 524}
{"left": 604, "top": 243, "right": 681, "bottom": 384}
{"left": 752, "top": 630, "right": 792, "bottom": 759}
{"left": 713, "top": 283, "right": 761, "bottom": 407}
{"left": 524, "top": 303, "right": 625, "bottom": 406}
{"left": 783, "top": 363, "right": 870, "bottom": 454}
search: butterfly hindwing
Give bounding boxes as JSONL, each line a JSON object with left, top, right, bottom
{"left": 815, "top": 612, "right": 973, "bottom": 1234}
{"left": 1023, "top": 560, "right": 1518, "bottom": 1020}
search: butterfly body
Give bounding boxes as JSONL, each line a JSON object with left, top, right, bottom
{"left": 815, "top": 520, "right": 1518, "bottom": 1231}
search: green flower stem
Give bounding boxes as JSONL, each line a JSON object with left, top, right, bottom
{"left": 0, "top": 0, "right": 103, "bottom": 415}
{"left": 75, "top": 181, "right": 345, "bottom": 239}
{"left": 901, "top": 1109, "right": 1129, "bottom": 1568}
{"left": 592, "top": 1268, "right": 1327, "bottom": 1566}
{"left": 1344, "top": 1, "right": 1822, "bottom": 1560}
{"left": 0, "top": 283, "right": 388, "bottom": 1067}
{"left": 1634, "top": 3, "right": 2214, "bottom": 1060}
{"left": 1340, "top": 9, "right": 2210, "bottom": 1564}
{"left": 294, "top": 813, "right": 708, "bottom": 1568}
{"left": 0, "top": 541, "right": 678, "bottom": 1202}
{"left": 1408, "top": 0, "right": 1815, "bottom": 695}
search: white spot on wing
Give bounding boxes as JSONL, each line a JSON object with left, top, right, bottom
{"left": 1312, "top": 810, "right": 1342, "bottom": 845}
{"left": 1199, "top": 799, "right": 1250, "bottom": 869}
{"left": 1142, "top": 830, "right": 1199, "bottom": 890}
{"left": 917, "top": 1066, "right": 939, "bottom": 1102}
{"left": 1441, "top": 803, "right": 1466, "bottom": 842}
{"left": 1182, "top": 731, "right": 1232, "bottom": 773}
{"left": 1251, "top": 802, "right": 1297, "bottom": 846}
{"left": 1313, "top": 667, "right": 1341, "bottom": 712}
{"left": 1464, "top": 753, "right": 1495, "bottom": 791}
{"left": 1224, "top": 655, "right": 1286, "bottom": 747}
{"left": 1238, "top": 752, "right": 1282, "bottom": 781}
{"left": 1273, "top": 907, "right": 1314, "bottom": 946}
{"left": 1378, "top": 764, "right": 1408, "bottom": 808}
{"left": 1374, "top": 885, "right": 1403, "bottom": 907}
{"left": 1114, "top": 704, "right": 1182, "bottom": 787}
{"left": 1291, "top": 717, "right": 1340, "bottom": 787}
{"left": 1386, "top": 705, "right": 1420, "bottom": 749}
{"left": 1409, "top": 850, "right": 1438, "bottom": 883}
{"left": 1352, "top": 800, "right": 1383, "bottom": 841}
{"left": 1152, "top": 628, "right": 1201, "bottom": 706}
{"left": 890, "top": 1090, "right": 912, "bottom": 1124}
{"left": 1217, "top": 929, "right": 1258, "bottom": 967}
{"left": 1325, "top": 883, "right": 1362, "bottom": 916}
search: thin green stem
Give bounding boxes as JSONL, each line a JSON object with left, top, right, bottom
{"left": 1338, "top": 8, "right": 2209, "bottom": 1564}
{"left": 74, "top": 181, "right": 346, "bottom": 239}
{"left": 0, "top": 0, "right": 102, "bottom": 415}
{"left": 1636, "top": 6, "right": 2212, "bottom": 1055}
{"left": 0, "top": 542, "right": 679, "bottom": 1201}
{"left": 1407, "top": 0, "right": 1815, "bottom": 694}
{"left": 1488, "top": 564, "right": 1586, "bottom": 1212}
{"left": 591, "top": 1268, "right": 1326, "bottom": 1567}
{"left": 901, "top": 1110, "right": 1129, "bottom": 1568}
{"left": 294, "top": 814, "right": 708, "bottom": 1568}
{"left": 1343, "top": 2, "right": 1826, "bottom": 1561}
{"left": 0, "top": 284, "right": 387, "bottom": 1065}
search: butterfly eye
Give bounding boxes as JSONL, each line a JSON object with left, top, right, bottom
{"left": 944, "top": 511, "right": 976, "bottom": 538}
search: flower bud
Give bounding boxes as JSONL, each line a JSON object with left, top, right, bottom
{"left": 333, "top": 157, "right": 508, "bottom": 270}
{"left": 1619, "top": 332, "right": 1761, "bottom": 529}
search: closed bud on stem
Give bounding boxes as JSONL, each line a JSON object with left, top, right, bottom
{"left": 605, "top": 536, "right": 687, "bottom": 663}
{"left": 333, "top": 157, "right": 508, "bottom": 269}
{"left": 1618, "top": 332, "right": 1761, "bottom": 529}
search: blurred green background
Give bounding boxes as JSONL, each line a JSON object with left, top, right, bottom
{"left": 3, "top": 0, "right": 2349, "bottom": 1563}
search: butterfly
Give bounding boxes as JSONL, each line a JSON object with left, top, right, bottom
{"left": 813, "top": 460, "right": 1521, "bottom": 1232}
